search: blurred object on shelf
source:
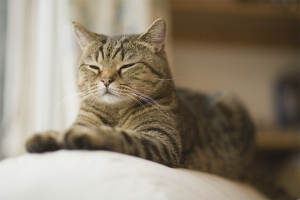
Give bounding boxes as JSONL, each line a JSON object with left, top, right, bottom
{"left": 275, "top": 71, "right": 299, "bottom": 130}
{"left": 237, "top": 0, "right": 299, "bottom": 13}
{"left": 256, "top": 129, "right": 299, "bottom": 151}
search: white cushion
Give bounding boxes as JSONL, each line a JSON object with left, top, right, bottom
{"left": 0, "top": 150, "right": 267, "bottom": 200}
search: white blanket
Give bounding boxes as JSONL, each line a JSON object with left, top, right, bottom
{"left": 0, "top": 150, "right": 267, "bottom": 200}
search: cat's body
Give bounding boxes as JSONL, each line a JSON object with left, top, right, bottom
{"left": 25, "top": 18, "right": 290, "bottom": 199}
{"left": 176, "top": 89, "right": 255, "bottom": 180}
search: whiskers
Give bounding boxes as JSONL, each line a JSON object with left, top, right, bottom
{"left": 116, "top": 85, "right": 175, "bottom": 121}
{"left": 52, "top": 86, "right": 98, "bottom": 114}
{"left": 125, "top": 93, "right": 147, "bottom": 109}
{"left": 79, "top": 86, "right": 99, "bottom": 101}
{"left": 49, "top": 86, "right": 100, "bottom": 128}
{"left": 154, "top": 77, "right": 181, "bottom": 81}
{"left": 81, "top": 86, "right": 111, "bottom": 113}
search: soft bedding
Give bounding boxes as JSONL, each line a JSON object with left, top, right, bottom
{"left": 0, "top": 150, "right": 267, "bottom": 200}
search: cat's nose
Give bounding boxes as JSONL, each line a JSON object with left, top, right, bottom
{"left": 101, "top": 77, "right": 114, "bottom": 86}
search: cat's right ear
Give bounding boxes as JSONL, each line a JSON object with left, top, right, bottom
{"left": 72, "top": 22, "right": 97, "bottom": 50}
{"left": 137, "top": 18, "right": 167, "bottom": 52}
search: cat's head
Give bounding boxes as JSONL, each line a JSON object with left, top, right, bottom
{"left": 73, "top": 18, "right": 173, "bottom": 106}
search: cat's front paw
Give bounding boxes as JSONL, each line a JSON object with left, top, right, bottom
{"left": 25, "top": 131, "right": 60, "bottom": 153}
{"left": 64, "top": 127, "right": 101, "bottom": 150}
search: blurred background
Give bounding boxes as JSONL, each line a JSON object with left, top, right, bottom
{"left": 169, "top": 1, "right": 299, "bottom": 195}
{"left": 0, "top": 0, "right": 299, "bottom": 192}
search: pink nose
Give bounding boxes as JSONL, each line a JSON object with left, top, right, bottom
{"left": 101, "top": 77, "right": 113, "bottom": 86}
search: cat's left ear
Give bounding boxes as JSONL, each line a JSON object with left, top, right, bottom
{"left": 72, "top": 22, "right": 98, "bottom": 50}
{"left": 137, "top": 18, "right": 167, "bottom": 52}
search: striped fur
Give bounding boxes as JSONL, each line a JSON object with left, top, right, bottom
{"left": 26, "top": 19, "right": 255, "bottom": 180}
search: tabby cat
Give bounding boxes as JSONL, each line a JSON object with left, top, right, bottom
{"left": 25, "top": 18, "right": 288, "bottom": 199}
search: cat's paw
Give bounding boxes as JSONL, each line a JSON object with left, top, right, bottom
{"left": 25, "top": 131, "right": 60, "bottom": 153}
{"left": 64, "top": 127, "right": 101, "bottom": 150}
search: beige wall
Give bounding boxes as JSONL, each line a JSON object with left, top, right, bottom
{"left": 171, "top": 41, "right": 298, "bottom": 128}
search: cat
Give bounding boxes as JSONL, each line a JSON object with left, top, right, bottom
{"left": 25, "top": 18, "right": 290, "bottom": 199}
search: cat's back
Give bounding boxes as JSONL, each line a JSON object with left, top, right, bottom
{"left": 175, "top": 88, "right": 207, "bottom": 115}
{"left": 175, "top": 88, "right": 255, "bottom": 180}
{"left": 176, "top": 88, "right": 255, "bottom": 130}
{"left": 175, "top": 88, "right": 216, "bottom": 122}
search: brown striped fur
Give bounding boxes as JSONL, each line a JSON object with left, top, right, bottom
{"left": 25, "top": 19, "right": 291, "bottom": 199}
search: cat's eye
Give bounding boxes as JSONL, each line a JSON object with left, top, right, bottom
{"left": 119, "top": 63, "right": 136, "bottom": 75}
{"left": 89, "top": 65, "right": 99, "bottom": 70}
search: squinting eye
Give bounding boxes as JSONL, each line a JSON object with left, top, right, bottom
{"left": 89, "top": 65, "right": 99, "bottom": 70}
{"left": 119, "top": 63, "right": 136, "bottom": 75}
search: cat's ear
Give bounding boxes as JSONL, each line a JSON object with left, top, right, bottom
{"left": 72, "top": 22, "right": 97, "bottom": 50}
{"left": 137, "top": 18, "right": 167, "bottom": 52}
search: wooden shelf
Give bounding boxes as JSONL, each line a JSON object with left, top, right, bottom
{"left": 170, "top": 1, "right": 299, "bottom": 48}
{"left": 170, "top": 1, "right": 299, "bottom": 18}
{"left": 256, "top": 130, "right": 299, "bottom": 151}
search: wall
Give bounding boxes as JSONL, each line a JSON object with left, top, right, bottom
{"left": 171, "top": 41, "right": 298, "bottom": 128}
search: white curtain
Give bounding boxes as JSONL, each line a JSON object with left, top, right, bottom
{"left": 1, "top": 0, "right": 169, "bottom": 159}
{"left": 70, "top": 0, "right": 169, "bottom": 36}
{"left": 2, "top": 0, "right": 79, "bottom": 158}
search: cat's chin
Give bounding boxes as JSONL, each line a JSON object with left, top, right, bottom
{"left": 99, "top": 93, "right": 125, "bottom": 104}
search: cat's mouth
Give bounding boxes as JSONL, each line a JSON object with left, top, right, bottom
{"left": 104, "top": 90, "right": 111, "bottom": 95}
{"left": 104, "top": 88, "right": 114, "bottom": 96}
{"left": 100, "top": 91, "right": 123, "bottom": 104}
{"left": 103, "top": 92, "right": 114, "bottom": 97}
{"left": 102, "top": 88, "right": 118, "bottom": 98}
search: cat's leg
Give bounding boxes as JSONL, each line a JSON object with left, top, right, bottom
{"left": 61, "top": 125, "right": 182, "bottom": 168}
{"left": 25, "top": 131, "right": 61, "bottom": 153}
{"left": 25, "top": 104, "right": 108, "bottom": 153}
